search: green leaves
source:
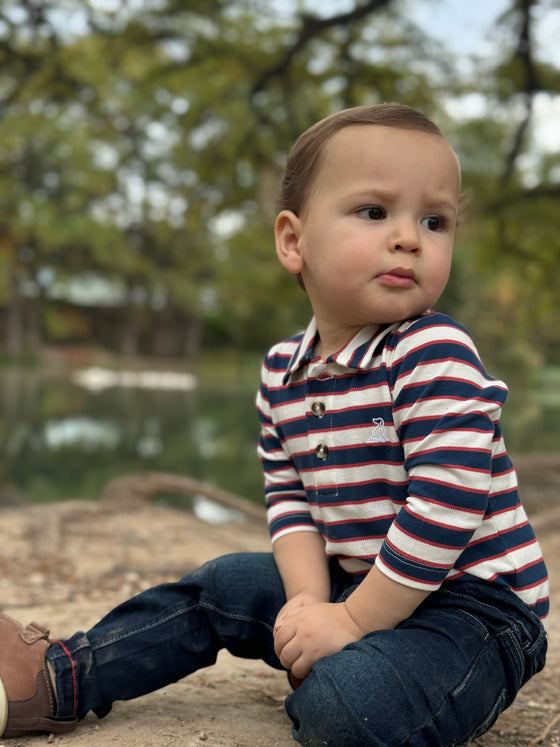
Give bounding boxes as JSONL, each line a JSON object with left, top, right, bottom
{"left": 0, "top": 0, "right": 557, "bottom": 368}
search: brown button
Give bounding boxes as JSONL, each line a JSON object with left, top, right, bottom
{"left": 311, "top": 401, "right": 326, "bottom": 418}
{"left": 315, "top": 443, "right": 329, "bottom": 460}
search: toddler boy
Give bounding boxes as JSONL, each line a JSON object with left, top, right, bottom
{"left": 0, "top": 103, "right": 548, "bottom": 746}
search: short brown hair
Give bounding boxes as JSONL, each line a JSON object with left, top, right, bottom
{"left": 278, "top": 103, "right": 444, "bottom": 216}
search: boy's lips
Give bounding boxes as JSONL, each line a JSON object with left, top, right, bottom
{"left": 377, "top": 267, "right": 417, "bottom": 287}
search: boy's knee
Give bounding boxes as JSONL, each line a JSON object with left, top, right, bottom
{"left": 285, "top": 653, "right": 386, "bottom": 746}
{"left": 284, "top": 640, "right": 441, "bottom": 747}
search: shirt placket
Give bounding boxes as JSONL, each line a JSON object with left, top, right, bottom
{"left": 306, "top": 361, "right": 337, "bottom": 494}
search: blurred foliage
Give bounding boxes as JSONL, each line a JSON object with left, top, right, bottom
{"left": 0, "top": 0, "right": 558, "bottom": 377}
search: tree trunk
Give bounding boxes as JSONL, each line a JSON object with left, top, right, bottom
{"left": 121, "top": 304, "right": 142, "bottom": 358}
{"left": 26, "top": 295, "right": 42, "bottom": 352}
{"left": 183, "top": 314, "right": 203, "bottom": 361}
{"left": 152, "top": 301, "right": 176, "bottom": 357}
{"left": 5, "top": 293, "right": 24, "bottom": 355}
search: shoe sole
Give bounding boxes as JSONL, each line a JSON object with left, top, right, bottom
{"left": 0, "top": 674, "right": 7, "bottom": 736}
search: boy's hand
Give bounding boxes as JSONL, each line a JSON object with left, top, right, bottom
{"left": 274, "top": 589, "right": 325, "bottom": 630}
{"left": 273, "top": 598, "right": 364, "bottom": 679}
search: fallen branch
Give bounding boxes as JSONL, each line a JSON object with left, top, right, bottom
{"left": 99, "top": 471, "right": 266, "bottom": 523}
{"left": 529, "top": 711, "right": 560, "bottom": 745}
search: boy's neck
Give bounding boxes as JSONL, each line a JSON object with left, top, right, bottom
{"left": 314, "top": 323, "right": 380, "bottom": 361}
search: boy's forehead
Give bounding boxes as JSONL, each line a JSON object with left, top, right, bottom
{"left": 318, "top": 124, "right": 461, "bottom": 193}
{"left": 324, "top": 124, "right": 455, "bottom": 162}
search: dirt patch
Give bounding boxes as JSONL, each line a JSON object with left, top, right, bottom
{"left": 1, "top": 456, "right": 558, "bottom": 746}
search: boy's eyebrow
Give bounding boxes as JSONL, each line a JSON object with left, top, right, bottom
{"left": 425, "top": 196, "right": 459, "bottom": 214}
{"left": 347, "top": 188, "right": 458, "bottom": 213}
{"left": 347, "top": 187, "right": 399, "bottom": 202}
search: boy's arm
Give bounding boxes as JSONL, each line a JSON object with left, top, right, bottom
{"left": 272, "top": 531, "right": 332, "bottom": 679}
{"left": 343, "top": 564, "right": 430, "bottom": 633}
{"left": 273, "top": 531, "right": 331, "bottom": 602}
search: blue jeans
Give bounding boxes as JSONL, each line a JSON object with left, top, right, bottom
{"left": 46, "top": 552, "right": 547, "bottom": 747}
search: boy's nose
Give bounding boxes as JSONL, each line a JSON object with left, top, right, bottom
{"left": 391, "top": 223, "right": 421, "bottom": 253}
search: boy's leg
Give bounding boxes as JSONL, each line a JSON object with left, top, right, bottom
{"left": 286, "top": 578, "right": 547, "bottom": 747}
{"left": 2, "top": 552, "right": 285, "bottom": 733}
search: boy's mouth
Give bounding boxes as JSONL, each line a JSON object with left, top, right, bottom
{"left": 377, "top": 267, "right": 417, "bottom": 287}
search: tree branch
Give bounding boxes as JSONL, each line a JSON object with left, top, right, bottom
{"left": 484, "top": 184, "right": 560, "bottom": 213}
{"left": 501, "top": 0, "right": 541, "bottom": 185}
{"left": 251, "top": 0, "right": 394, "bottom": 96}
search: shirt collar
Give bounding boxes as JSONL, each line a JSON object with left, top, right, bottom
{"left": 283, "top": 318, "right": 318, "bottom": 383}
{"left": 283, "top": 317, "right": 397, "bottom": 382}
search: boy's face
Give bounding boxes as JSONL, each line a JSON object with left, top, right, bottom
{"left": 275, "top": 125, "right": 461, "bottom": 357}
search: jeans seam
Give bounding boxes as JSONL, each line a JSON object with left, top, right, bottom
{"left": 496, "top": 627, "right": 523, "bottom": 657}
{"left": 199, "top": 600, "right": 275, "bottom": 633}
{"left": 452, "top": 608, "right": 489, "bottom": 636}
{"left": 450, "top": 634, "right": 491, "bottom": 698}
{"left": 52, "top": 604, "right": 201, "bottom": 655}
{"left": 441, "top": 587, "right": 506, "bottom": 617}
{"left": 57, "top": 600, "right": 276, "bottom": 656}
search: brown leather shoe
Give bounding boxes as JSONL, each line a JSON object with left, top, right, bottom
{"left": 0, "top": 614, "right": 77, "bottom": 738}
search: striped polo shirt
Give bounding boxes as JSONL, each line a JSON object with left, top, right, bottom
{"left": 256, "top": 311, "right": 549, "bottom": 623}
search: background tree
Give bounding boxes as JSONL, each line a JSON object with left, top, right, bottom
{"left": 439, "top": 0, "right": 560, "bottom": 377}
{"left": 0, "top": 0, "right": 557, "bottom": 377}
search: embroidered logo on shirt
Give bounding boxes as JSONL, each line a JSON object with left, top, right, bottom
{"left": 367, "top": 417, "right": 387, "bottom": 444}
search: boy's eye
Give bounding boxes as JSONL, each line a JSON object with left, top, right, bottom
{"left": 357, "top": 206, "right": 386, "bottom": 221}
{"left": 420, "top": 215, "right": 446, "bottom": 232}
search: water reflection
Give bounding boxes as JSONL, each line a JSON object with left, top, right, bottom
{"left": 45, "top": 417, "right": 122, "bottom": 450}
{"left": 0, "top": 367, "right": 262, "bottom": 505}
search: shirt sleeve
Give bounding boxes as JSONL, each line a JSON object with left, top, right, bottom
{"left": 376, "top": 315, "right": 509, "bottom": 590}
{"left": 256, "top": 351, "right": 319, "bottom": 543}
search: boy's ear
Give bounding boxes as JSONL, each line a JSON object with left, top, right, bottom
{"left": 274, "top": 210, "right": 304, "bottom": 275}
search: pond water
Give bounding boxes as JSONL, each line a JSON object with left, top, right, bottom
{"left": 0, "top": 364, "right": 263, "bottom": 506}
{"left": 0, "top": 363, "right": 558, "bottom": 507}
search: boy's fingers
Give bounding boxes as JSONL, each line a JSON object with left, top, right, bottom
{"left": 289, "top": 658, "right": 312, "bottom": 680}
{"left": 277, "top": 636, "right": 302, "bottom": 671}
{"left": 273, "top": 619, "right": 294, "bottom": 654}
{"left": 274, "top": 604, "right": 300, "bottom": 633}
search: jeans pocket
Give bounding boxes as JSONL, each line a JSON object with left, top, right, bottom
{"left": 467, "top": 687, "right": 508, "bottom": 742}
{"left": 517, "top": 618, "right": 548, "bottom": 684}
{"left": 497, "top": 616, "right": 548, "bottom": 698}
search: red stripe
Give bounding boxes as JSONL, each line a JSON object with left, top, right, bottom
{"left": 57, "top": 640, "right": 78, "bottom": 717}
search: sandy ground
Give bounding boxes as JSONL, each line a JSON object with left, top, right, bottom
{"left": 0, "top": 455, "right": 558, "bottom": 747}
